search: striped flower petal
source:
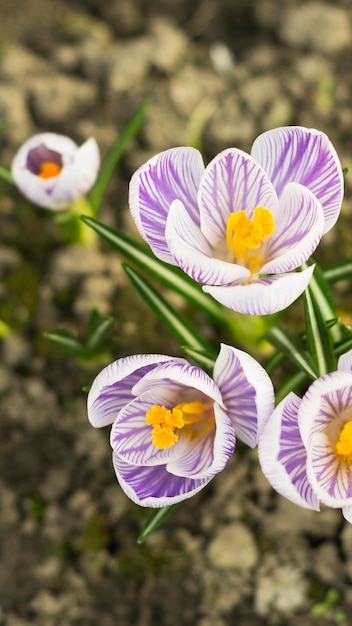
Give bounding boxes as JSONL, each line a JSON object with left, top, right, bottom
{"left": 87, "top": 354, "right": 177, "bottom": 427}
{"left": 113, "top": 453, "right": 211, "bottom": 507}
{"left": 251, "top": 126, "right": 343, "bottom": 233}
{"left": 198, "top": 148, "right": 279, "bottom": 248}
{"left": 213, "top": 344, "right": 274, "bottom": 447}
{"left": 203, "top": 265, "right": 315, "bottom": 316}
{"left": 258, "top": 392, "right": 320, "bottom": 510}
{"left": 338, "top": 350, "right": 352, "bottom": 374}
{"left": 167, "top": 403, "right": 235, "bottom": 479}
{"left": 166, "top": 199, "right": 249, "bottom": 285}
{"left": 307, "top": 430, "right": 352, "bottom": 508}
{"left": 129, "top": 147, "right": 205, "bottom": 263}
{"left": 261, "top": 183, "right": 325, "bottom": 274}
{"left": 110, "top": 394, "right": 188, "bottom": 466}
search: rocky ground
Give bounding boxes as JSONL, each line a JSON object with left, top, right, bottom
{"left": 1, "top": 0, "right": 352, "bottom": 624}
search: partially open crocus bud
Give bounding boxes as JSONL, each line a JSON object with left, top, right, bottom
{"left": 11, "top": 132, "right": 100, "bottom": 210}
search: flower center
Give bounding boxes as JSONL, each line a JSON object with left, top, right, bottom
{"left": 335, "top": 421, "right": 352, "bottom": 461}
{"left": 226, "top": 206, "right": 274, "bottom": 274}
{"left": 146, "top": 401, "right": 205, "bottom": 449}
{"left": 38, "top": 162, "right": 62, "bottom": 179}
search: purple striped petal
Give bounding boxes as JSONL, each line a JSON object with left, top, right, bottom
{"left": 113, "top": 452, "right": 211, "bottom": 507}
{"left": 261, "top": 183, "right": 325, "bottom": 274}
{"left": 132, "top": 360, "right": 224, "bottom": 406}
{"left": 203, "top": 265, "right": 315, "bottom": 316}
{"left": 87, "top": 354, "right": 176, "bottom": 427}
{"left": 338, "top": 350, "right": 352, "bottom": 374}
{"left": 251, "top": 126, "right": 344, "bottom": 233}
{"left": 298, "top": 371, "right": 352, "bottom": 448}
{"left": 166, "top": 199, "right": 249, "bottom": 285}
{"left": 198, "top": 148, "right": 279, "bottom": 248}
{"left": 110, "top": 395, "right": 187, "bottom": 466}
{"left": 213, "top": 344, "right": 274, "bottom": 447}
{"left": 258, "top": 392, "right": 320, "bottom": 510}
{"left": 307, "top": 431, "right": 352, "bottom": 508}
{"left": 129, "top": 147, "right": 205, "bottom": 263}
{"left": 167, "top": 403, "right": 235, "bottom": 478}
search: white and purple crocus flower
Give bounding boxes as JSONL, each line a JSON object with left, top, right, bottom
{"left": 11, "top": 132, "right": 100, "bottom": 210}
{"left": 87, "top": 344, "right": 274, "bottom": 507}
{"left": 129, "top": 126, "right": 343, "bottom": 315}
{"left": 258, "top": 350, "right": 352, "bottom": 523}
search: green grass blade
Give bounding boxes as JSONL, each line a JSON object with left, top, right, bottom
{"left": 303, "top": 284, "right": 336, "bottom": 376}
{"left": 80, "top": 215, "right": 225, "bottom": 323}
{"left": 0, "top": 164, "right": 15, "bottom": 186}
{"left": 267, "top": 325, "right": 318, "bottom": 380}
{"left": 89, "top": 99, "right": 150, "bottom": 216}
{"left": 123, "top": 263, "right": 214, "bottom": 354}
{"left": 137, "top": 505, "right": 178, "bottom": 544}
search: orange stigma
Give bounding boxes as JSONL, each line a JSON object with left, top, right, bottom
{"left": 38, "top": 161, "right": 62, "bottom": 179}
{"left": 146, "top": 401, "right": 205, "bottom": 449}
{"left": 226, "top": 206, "right": 274, "bottom": 273}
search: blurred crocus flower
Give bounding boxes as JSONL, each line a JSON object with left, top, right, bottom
{"left": 258, "top": 350, "right": 352, "bottom": 523}
{"left": 87, "top": 344, "right": 274, "bottom": 507}
{"left": 129, "top": 126, "right": 343, "bottom": 315}
{"left": 11, "top": 133, "right": 100, "bottom": 210}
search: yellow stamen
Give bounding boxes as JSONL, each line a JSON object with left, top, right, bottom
{"left": 146, "top": 401, "right": 205, "bottom": 449}
{"left": 38, "top": 161, "right": 62, "bottom": 179}
{"left": 335, "top": 421, "right": 352, "bottom": 461}
{"left": 226, "top": 206, "right": 275, "bottom": 272}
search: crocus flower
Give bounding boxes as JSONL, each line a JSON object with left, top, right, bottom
{"left": 129, "top": 126, "right": 343, "bottom": 315}
{"left": 258, "top": 350, "right": 352, "bottom": 523}
{"left": 87, "top": 344, "right": 274, "bottom": 507}
{"left": 11, "top": 133, "right": 100, "bottom": 210}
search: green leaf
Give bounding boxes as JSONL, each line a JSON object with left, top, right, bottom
{"left": 86, "top": 312, "right": 114, "bottom": 352}
{"left": 182, "top": 346, "right": 216, "bottom": 372}
{"left": 0, "top": 164, "right": 15, "bottom": 186}
{"left": 324, "top": 260, "right": 352, "bottom": 284}
{"left": 123, "top": 263, "right": 214, "bottom": 354}
{"left": 305, "top": 261, "right": 342, "bottom": 344}
{"left": 137, "top": 505, "right": 178, "bottom": 544}
{"left": 80, "top": 215, "right": 226, "bottom": 324}
{"left": 303, "top": 282, "right": 336, "bottom": 376}
{"left": 89, "top": 99, "right": 150, "bottom": 216}
{"left": 267, "top": 325, "right": 318, "bottom": 380}
{"left": 343, "top": 166, "right": 350, "bottom": 178}
{"left": 275, "top": 370, "right": 308, "bottom": 404}
{"left": 44, "top": 329, "right": 83, "bottom": 354}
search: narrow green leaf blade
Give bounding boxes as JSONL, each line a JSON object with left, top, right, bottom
{"left": 267, "top": 325, "right": 318, "bottom": 380}
{"left": 303, "top": 283, "right": 336, "bottom": 376}
{"left": 0, "top": 164, "right": 15, "bottom": 186}
{"left": 182, "top": 347, "right": 216, "bottom": 372}
{"left": 80, "top": 215, "right": 225, "bottom": 323}
{"left": 137, "top": 505, "right": 178, "bottom": 544}
{"left": 123, "top": 263, "right": 214, "bottom": 353}
{"left": 89, "top": 99, "right": 150, "bottom": 215}
{"left": 324, "top": 260, "right": 352, "bottom": 284}
{"left": 44, "top": 329, "right": 83, "bottom": 354}
{"left": 85, "top": 314, "right": 114, "bottom": 352}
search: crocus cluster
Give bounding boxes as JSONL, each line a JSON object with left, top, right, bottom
{"left": 258, "top": 350, "right": 352, "bottom": 523}
{"left": 11, "top": 132, "right": 100, "bottom": 210}
{"left": 87, "top": 345, "right": 274, "bottom": 507}
{"left": 129, "top": 126, "right": 343, "bottom": 315}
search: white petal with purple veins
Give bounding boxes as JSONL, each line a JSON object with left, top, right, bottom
{"left": 338, "top": 350, "right": 352, "bottom": 374}
{"left": 198, "top": 148, "right": 279, "bottom": 248}
{"left": 166, "top": 200, "right": 249, "bottom": 285}
{"left": 251, "top": 126, "right": 343, "bottom": 233}
{"left": 261, "top": 183, "right": 325, "bottom": 274}
{"left": 129, "top": 147, "right": 205, "bottom": 263}
{"left": 87, "top": 354, "right": 176, "bottom": 427}
{"left": 203, "top": 266, "right": 315, "bottom": 316}
{"left": 258, "top": 392, "right": 320, "bottom": 510}
{"left": 307, "top": 431, "right": 352, "bottom": 508}
{"left": 113, "top": 453, "right": 211, "bottom": 507}
{"left": 214, "top": 344, "right": 274, "bottom": 447}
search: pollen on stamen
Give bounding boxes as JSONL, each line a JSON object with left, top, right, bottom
{"left": 146, "top": 404, "right": 185, "bottom": 449}
{"left": 38, "top": 161, "right": 62, "bottom": 179}
{"left": 335, "top": 421, "right": 352, "bottom": 461}
{"left": 226, "top": 206, "right": 275, "bottom": 262}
